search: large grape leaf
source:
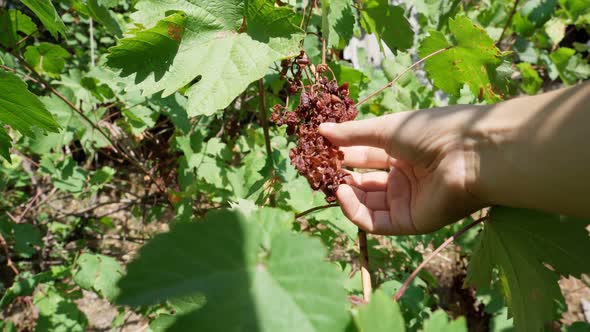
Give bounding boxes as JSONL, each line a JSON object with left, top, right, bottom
{"left": 20, "top": 0, "right": 66, "bottom": 39}
{"left": 418, "top": 15, "right": 506, "bottom": 103}
{"left": 466, "top": 207, "right": 590, "bottom": 332}
{"left": 359, "top": 0, "right": 414, "bottom": 52}
{"left": 116, "top": 209, "right": 349, "bottom": 331}
{"left": 108, "top": 0, "right": 303, "bottom": 117}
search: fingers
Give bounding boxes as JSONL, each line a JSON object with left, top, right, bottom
{"left": 345, "top": 171, "right": 388, "bottom": 191}
{"left": 319, "top": 114, "right": 399, "bottom": 149}
{"left": 336, "top": 185, "right": 397, "bottom": 235}
{"left": 341, "top": 146, "right": 392, "bottom": 169}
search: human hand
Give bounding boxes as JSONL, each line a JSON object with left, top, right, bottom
{"left": 319, "top": 105, "right": 487, "bottom": 235}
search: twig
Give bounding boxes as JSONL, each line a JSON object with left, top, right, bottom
{"left": 89, "top": 18, "right": 95, "bottom": 67}
{"left": 321, "top": 37, "right": 327, "bottom": 65}
{"left": 295, "top": 203, "right": 339, "bottom": 219}
{"left": 394, "top": 216, "right": 487, "bottom": 301}
{"left": 0, "top": 233, "right": 18, "bottom": 275}
{"left": 14, "top": 188, "right": 43, "bottom": 223}
{"left": 497, "top": 0, "right": 520, "bottom": 47}
{"left": 358, "top": 229, "right": 372, "bottom": 301}
{"left": 304, "top": 0, "right": 316, "bottom": 33}
{"left": 355, "top": 46, "right": 453, "bottom": 107}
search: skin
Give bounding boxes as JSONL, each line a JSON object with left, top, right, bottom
{"left": 318, "top": 81, "right": 590, "bottom": 235}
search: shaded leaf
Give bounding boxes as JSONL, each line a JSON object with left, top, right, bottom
{"left": 20, "top": 0, "right": 66, "bottom": 39}
{"left": 360, "top": 0, "right": 413, "bottom": 52}
{"left": 322, "top": 0, "right": 355, "bottom": 49}
{"left": 355, "top": 290, "right": 405, "bottom": 332}
{"left": 116, "top": 209, "right": 349, "bottom": 331}
{"left": 550, "top": 47, "right": 590, "bottom": 85}
{"left": 466, "top": 207, "right": 590, "bottom": 332}
{"left": 24, "top": 42, "right": 69, "bottom": 77}
{"left": 87, "top": 0, "right": 122, "bottom": 37}
{"left": 422, "top": 310, "right": 467, "bottom": 332}
{"left": 0, "top": 9, "right": 37, "bottom": 48}
{"left": 73, "top": 253, "right": 123, "bottom": 301}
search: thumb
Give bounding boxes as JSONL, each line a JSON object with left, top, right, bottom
{"left": 319, "top": 114, "right": 399, "bottom": 150}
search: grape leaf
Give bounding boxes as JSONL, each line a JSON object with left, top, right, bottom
{"left": 20, "top": 0, "right": 66, "bottom": 39}
{"left": 0, "top": 9, "right": 37, "bottom": 47}
{"left": 0, "top": 267, "right": 69, "bottom": 309}
{"left": 466, "top": 207, "right": 590, "bottom": 332}
{"left": 550, "top": 47, "right": 590, "bottom": 85}
{"left": 0, "top": 70, "right": 60, "bottom": 136}
{"left": 24, "top": 42, "right": 69, "bottom": 77}
{"left": 422, "top": 310, "right": 467, "bottom": 332}
{"left": 359, "top": 0, "right": 413, "bottom": 52}
{"left": 322, "top": 0, "right": 355, "bottom": 49}
{"left": 108, "top": 0, "right": 303, "bottom": 117}
{"left": 34, "top": 285, "right": 88, "bottom": 332}
{"left": 116, "top": 209, "right": 349, "bottom": 331}
{"left": 418, "top": 15, "right": 505, "bottom": 103}
{"left": 13, "top": 223, "right": 42, "bottom": 258}
{"left": 517, "top": 62, "right": 542, "bottom": 95}
{"left": 354, "top": 290, "right": 405, "bottom": 332}
{"left": 73, "top": 253, "right": 124, "bottom": 302}
{"left": 512, "top": 0, "right": 557, "bottom": 37}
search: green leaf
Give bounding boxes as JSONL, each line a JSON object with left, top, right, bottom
{"left": 549, "top": 47, "right": 590, "bottom": 85}
{"left": 322, "top": 0, "right": 355, "bottom": 49}
{"left": 40, "top": 156, "right": 87, "bottom": 194}
{"left": 86, "top": 0, "right": 123, "bottom": 37}
{"left": 73, "top": 253, "right": 123, "bottom": 301}
{"left": 14, "top": 223, "right": 42, "bottom": 258}
{"left": 20, "top": 0, "right": 66, "bottom": 39}
{"left": 512, "top": 0, "right": 557, "bottom": 37}
{"left": 107, "top": 12, "right": 187, "bottom": 83}
{"left": 355, "top": 290, "right": 405, "bottom": 332}
{"left": 422, "top": 310, "right": 467, "bottom": 332}
{"left": 34, "top": 285, "right": 88, "bottom": 332}
{"left": 0, "top": 70, "right": 60, "bottom": 138}
{"left": 108, "top": 0, "right": 303, "bottom": 117}
{"left": 0, "top": 9, "right": 37, "bottom": 48}
{"left": 0, "top": 126, "right": 11, "bottom": 161}
{"left": 359, "top": 0, "right": 413, "bottom": 52}
{"left": 517, "top": 62, "right": 542, "bottom": 95}
{"left": 466, "top": 207, "right": 590, "bottom": 332}
{"left": 24, "top": 42, "right": 69, "bottom": 77}
{"left": 419, "top": 15, "right": 505, "bottom": 103}
{"left": 0, "top": 267, "right": 69, "bottom": 309}
{"left": 116, "top": 209, "right": 349, "bottom": 331}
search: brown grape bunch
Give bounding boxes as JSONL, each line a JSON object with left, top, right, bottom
{"left": 271, "top": 52, "right": 358, "bottom": 202}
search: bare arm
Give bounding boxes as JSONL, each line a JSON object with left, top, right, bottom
{"left": 318, "top": 81, "right": 590, "bottom": 235}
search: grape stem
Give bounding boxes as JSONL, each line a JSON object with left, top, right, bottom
{"left": 359, "top": 229, "right": 372, "bottom": 302}
{"left": 497, "top": 0, "right": 520, "bottom": 48}
{"left": 394, "top": 215, "right": 488, "bottom": 302}
{"left": 258, "top": 79, "right": 276, "bottom": 206}
{"left": 355, "top": 46, "right": 453, "bottom": 107}
{"left": 295, "top": 203, "right": 339, "bottom": 219}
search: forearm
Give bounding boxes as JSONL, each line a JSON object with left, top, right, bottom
{"left": 470, "top": 81, "right": 590, "bottom": 217}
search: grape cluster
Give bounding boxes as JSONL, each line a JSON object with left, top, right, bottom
{"left": 271, "top": 53, "right": 358, "bottom": 202}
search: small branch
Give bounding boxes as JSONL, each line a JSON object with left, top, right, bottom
{"left": 394, "top": 216, "right": 487, "bottom": 301}
{"left": 0, "top": 233, "right": 18, "bottom": 275}
{"left": 257, "top": 79, "right": 276, "bottom": 206}
{"left": 295, "top": 203, "right": 339, "bottom": 219}
{"left": 14, "top": 29, "right": 37, "bottom": 48}
{"left": 321, "top": 37, "right": 327, "bottom": 65}
{"left": 355, "top": 46, "right": 453, "bottom": 107}
{"left": 358, "top": 229, "right": 372, "bottom": 302}
{"left": 304, "top": 0, "right": 316, "bottom": 33}
{"left": 497, "top": 0, "right": 520, "bottom": 47}
{"left": 13, "top": 188, "right": 43, "bottom": 223}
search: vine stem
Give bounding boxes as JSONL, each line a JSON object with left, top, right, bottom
{"left": 258, "top": 79, "right": 276, "bottom": 206}
{"left": 358, "top": 229, "right": 372, "bottom": 301}
{"left": 394, "top": 216, "right": 487, "bottom": 301}
{"left": 497, "top": 0, "right": 520, "bottom": 47}
{"left": 295, "top": 203, "right": 338, "bottom": 219}
{"left": 0, "top": 233, "right": 18, "bottom": 275}
{"left": 355, "top": 46, "right": 453, "bottom": 107}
